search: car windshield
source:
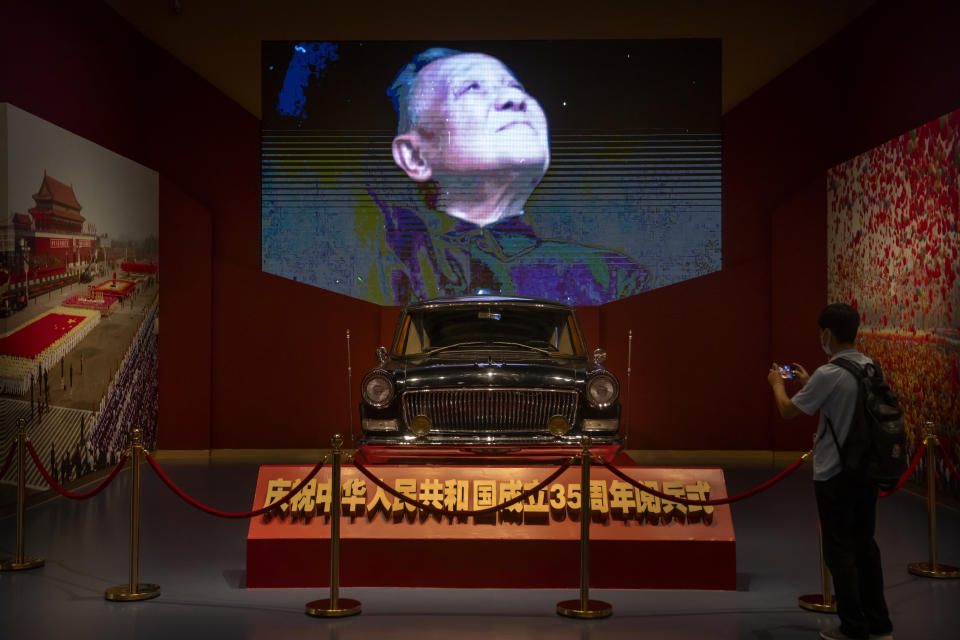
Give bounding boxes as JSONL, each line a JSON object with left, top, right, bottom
{"left": 395, "top": 306, "right": 584, "bottom": 357}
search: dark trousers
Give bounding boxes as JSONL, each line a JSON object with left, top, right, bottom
{"left": 815, "top": 471, "right": 893, "bottom": 639}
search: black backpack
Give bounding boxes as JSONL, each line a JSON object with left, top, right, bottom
{"left": 824, "top": 357, "right": 908, "bottom": 490}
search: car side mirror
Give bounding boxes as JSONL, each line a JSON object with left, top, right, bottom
{"left": 593, "top": 348, "right": 606, "bottom": 366}
{"left": 376, "top": 346, "right": 388, "bottom": 364}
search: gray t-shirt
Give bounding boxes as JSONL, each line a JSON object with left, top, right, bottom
{"left": 790, "top": 349, "right": 873, "bottom": 481}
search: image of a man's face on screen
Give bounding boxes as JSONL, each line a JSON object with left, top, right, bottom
{"left": 394, "top": 52, "right": 549, "bottom": 181}
{"left": 389, "top": 49, "right": 549, "bottom": 228}
{"left": 339, "top": 45, "right": 654, "bottom": 305}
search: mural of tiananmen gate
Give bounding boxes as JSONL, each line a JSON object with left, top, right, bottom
{"left": 2, "top": 103, "right": 160, "bottom": 505}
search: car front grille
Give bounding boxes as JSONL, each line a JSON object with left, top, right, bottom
{"left": 401, "top": 388, "right": 579, "bottom": 434}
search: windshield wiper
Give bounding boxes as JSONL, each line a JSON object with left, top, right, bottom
{"left": 419, "top": 341, "right": 555, "bottom": 356}
{"left": 420, "top": 341, "right": 487, "bottom": 356}
{"left": 487, "top": 341, "right": 555, "bottom": 355}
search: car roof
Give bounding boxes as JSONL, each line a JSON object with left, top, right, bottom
{"left": 405, "top": 295, "right": 574, "bottom": 311}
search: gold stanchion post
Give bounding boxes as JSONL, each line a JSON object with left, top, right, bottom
{"left": 798, "top": 519, "right": 837, "bottom": 612}
{"left": 908, "top": 424, "right": 959, "bottom": 579}
{"left": 557, "top": 435, "right": 612, "bottom": 619}
{"left": 797, "top": 438, "right": 835, "bottom": 612}
{"left": 0, "top": 419, "right": 45, "bottom": 571}
{"left": 105, "top": 429, "right": 160, "bottom": 601}
{"left": 306, "top": 434, "right": 361, "bottom": 617}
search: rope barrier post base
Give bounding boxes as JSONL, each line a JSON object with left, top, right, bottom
{"left": 798, "top": 594, "right": 837, "bottom": 613}
{"left": 306, "top": 434, "right": 361, "bottom": 618}
{"left": 104, "top": 583, "right": 161, "bottom": 602}
{"left": 0, "top": 559, "right": 45, "bottom": 571}
{"left": 557, "top": 436, "right": 612, "bottom": 620}
{"left": 0, "top": 419, "right": 44, "bottom": 572}
{"left": 556, "top": 600, "right": 614, "bottom": 620}
{"left": 907, "top": 428, "right": 960, "bottom": 580}
{"left": 907, "top": 562, "right": 960, "bottom": 579}
{"left": 106, "top": 429, "right": 160, "bottom": 602}
{"left": 305, "top": 598, "right": 362, "bottom": 618}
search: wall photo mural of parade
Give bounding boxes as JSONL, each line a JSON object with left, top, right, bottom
{"left": 827, "top": 107, "right": 960, "bottom": 499}
{"left": 0, "top": 104, "right": 159, "bottom": 503}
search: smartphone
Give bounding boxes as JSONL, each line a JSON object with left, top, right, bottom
{"left": 778, "top": 365, "right": 795, "bottom": 380}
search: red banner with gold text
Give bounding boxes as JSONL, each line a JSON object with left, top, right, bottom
{"left": 247, "top": 464, "right": 736, "bottom": 590}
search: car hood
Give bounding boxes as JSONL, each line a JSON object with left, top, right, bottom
{"left": 396, "top": 357, "right": 585, "bottom": 391}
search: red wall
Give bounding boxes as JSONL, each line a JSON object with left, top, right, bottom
{"left": 4, "top": 0, "right": 958, "bottom": 451}
{"left": 208, "top": 263, "right": 379, "bottom": 448}
{"left": 157, "top": 178, "right": 212, "bottom": 449}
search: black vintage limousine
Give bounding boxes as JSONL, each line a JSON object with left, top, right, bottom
{"left": 358, "top": 296, "right": 622, "bottom": 461}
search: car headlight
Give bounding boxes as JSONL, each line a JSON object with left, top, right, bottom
{"left": 586, "top": 373, "right": 619, "bottom": 408}
{"left": 362, "top": 372, "right": 395, "bottom": 408}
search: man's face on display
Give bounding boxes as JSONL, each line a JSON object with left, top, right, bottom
{"left": 397, "top": 53, "right": 550, "bottom": 182}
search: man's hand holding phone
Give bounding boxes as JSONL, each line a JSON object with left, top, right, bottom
{"left": 790, "top": 363, "right": 810, "bottom": 387}
{"left": 768, "top": 362, "right": 810, "bottom": 389}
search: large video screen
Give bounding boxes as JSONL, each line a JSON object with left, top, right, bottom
{"left": 261, "top": 40, "right": 721, "bottom": 306}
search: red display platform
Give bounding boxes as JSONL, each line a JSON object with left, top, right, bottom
{"left": 246, "top": 463, "right": 735, "bottom": 590}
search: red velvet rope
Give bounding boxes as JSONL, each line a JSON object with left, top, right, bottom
{"left": 600, "top": 454, "right": 809, "bottom": 506}
{"left": 25, "top": 440, "right": 128, "bottom": 500}
{"left": 938, "top": 439, "right": 960, "bottom": 480}
{"left": 878, "top": 442, "right": 927, "bottom": 498}
{"left": 145, "top": 452, "right": 325, "bottom": 519}
{"left": 0, "top": 441, "right": 16, "bottom": 479}
{"left": 352, "top": 457, "right": 574, "bottom": 517}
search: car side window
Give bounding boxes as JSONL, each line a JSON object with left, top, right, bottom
{"left": 556, "top": 324, "right": 574, "bottom": 354}
{"left": 400, "top": 314, "right": 430, "bottom": 355}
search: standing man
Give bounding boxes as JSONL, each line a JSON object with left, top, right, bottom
{"left": 766, "top": 303, "right": 894, "bottom": 640}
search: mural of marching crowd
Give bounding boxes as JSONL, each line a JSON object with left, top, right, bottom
{"left": 828, "top": 107, "right": 960, "bottom": 500}
{"left": 0, "top": 103, "right": 159, "bottom": 503}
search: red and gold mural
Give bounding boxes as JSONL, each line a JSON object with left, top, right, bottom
{"left": 828, "top": 108, "right": 960, "bottom": 497}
